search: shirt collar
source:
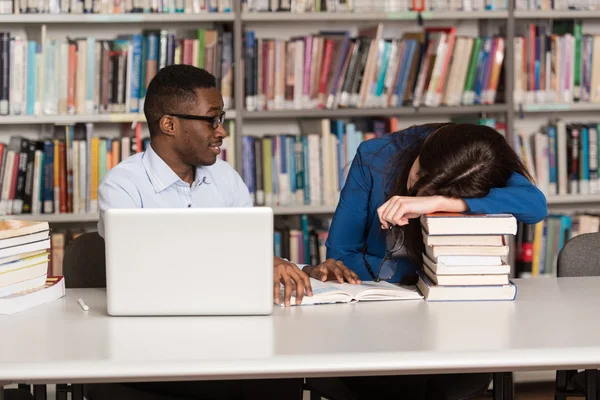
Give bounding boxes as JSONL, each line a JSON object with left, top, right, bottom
{"left": 142, "top": 144, "right": 210, "bottom": 193}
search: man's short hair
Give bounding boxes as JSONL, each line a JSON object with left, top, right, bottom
{"left": 144, "top": 65, "right": 217, "bottom": 136}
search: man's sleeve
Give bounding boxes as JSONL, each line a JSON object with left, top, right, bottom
{"left": 97, "top": 178, "right": 141, "bottom": 238}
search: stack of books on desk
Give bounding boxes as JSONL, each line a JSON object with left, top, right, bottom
{"left": 0, "top": 220, "right": 65, "bottom": 314}
{"left": 417, "top": 213, "right": 518, "bottom": 302}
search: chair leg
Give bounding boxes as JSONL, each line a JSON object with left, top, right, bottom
{"left": 72, "top": 384, "right": 84, "bottom": 400}
{"left": 587, "top": 370, "right": 597, "bottom": 400}
{"left": 556, "top": 370, "right": 569, "bottom": 400}
{"left": 33, "top": 385, "right": 47, "bottom": 400}
{"left": 493, "top": 372, "right": 514, "bottom": 400}
{"left": 18, "top": 385, "right": 31, "bottom": 393}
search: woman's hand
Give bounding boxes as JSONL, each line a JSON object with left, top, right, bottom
{"left": 377, "top": 196, "right": 468, "bottom": 229}
{"left": 303, "top": 259, "right": 361, "bottom": 284}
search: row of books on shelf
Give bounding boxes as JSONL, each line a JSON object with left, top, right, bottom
{"left": 0, "top": 0, "right": 232, "bottom": 14}
{"left": 245, "top": 24, "right": 504, "bottom": 111}
{"left": 244, "top": 26, "right": 505, "bottom": 111}
{"left": 515, "top": 0, "right": 600, "bottom": 10}
{"left": 0, "top": 122, "right": 234, "bottom": 216}
{"left": 513, "top": 21, "right": 600, "bottom": 106}
{"left": 515, "top": 213, "right": 599, "bottom": 278}
{"left": 516, "top": 120, "right": 599, "bottom": 197}
{"left": 0, "top": 220, "right": 65, "bottom": 315}
{"left": 0, "top": 27, "right": 233, "bottom": 117}
{"left": 241, "top": 116, "right": 504, "bottom": 208}
{"left": 242, "top": 0, "right": 507, "bottom": 12}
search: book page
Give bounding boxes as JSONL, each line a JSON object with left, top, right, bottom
{"left": 327, "top": 281, "right": 423, "bottom": 302}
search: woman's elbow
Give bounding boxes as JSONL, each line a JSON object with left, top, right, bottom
{"left": 520, "top": 190, "right": 548, "bottom": 224}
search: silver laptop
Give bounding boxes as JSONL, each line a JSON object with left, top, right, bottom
{"left": 104, "top": 208, "right": 274, "bottom": 316}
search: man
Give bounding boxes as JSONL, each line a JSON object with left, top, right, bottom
{"left": 98, "top": 64, "right": 360, "bottom": 307}
{"left": 94, "top": 64, "right": 361, "bottom": 400}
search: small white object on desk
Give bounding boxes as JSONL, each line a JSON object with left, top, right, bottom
{"left": 77, "top": 298, "right": 89, "bottom": 311}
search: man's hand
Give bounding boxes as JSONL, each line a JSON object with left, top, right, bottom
{"left": 303, "top": 259, "right": 361, "bottom": 284}
{"left": 274, "top": 256, "right": 313, "bottom": 307}
{"left": 377, "top": 196, "right": 468, "bottom": 229}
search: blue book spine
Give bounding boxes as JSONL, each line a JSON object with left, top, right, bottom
{"left": 274, "top": 232, "right": 282, "bottom": 258}
{"left": 287, "top": 136, "right": 296, "bottom": 197}
{"left": 396, "top": 40, "right": 416, "bottom": 107}
{"left": 474, "top": 39, "right": 490, "bottom": 105}
{"left": 392, "top": 41, "right": 410, "bottom": 107}
{"left": 130, "top": 34, "right": 143, "bottom": 113}
{"left": 547, "top": 125, "right": 558, "bottom": 193}
{"left": 42, "top": 141, "right": 54, "bottom": 214}
{"left": 271, "top": 137, "right": 278, "bottom": 201}
{"left": 301, "top": 214, "right": 310, "bottom": 264}
{"left": 375, "top": 41, "right": 391, "bottom": 97}
{"left": 147, "top": 33, "right": 158, "bottom": 73}
{"left": 86, "top": 37, "right": 96, "bottom": 112}
{"left": 332, "top": 120, "right": 345, "bottom": 189}
{"left": 581, "top": 126, "right": 590, "bottom": 185}
{"left": 26, "top": 41, "right": 36, "bottom": 116}
{"left": 242, "top": 136, "right": 255, "bottom": 203}
{"left": 302, "top": 135, "right": 310, "bottom": 205}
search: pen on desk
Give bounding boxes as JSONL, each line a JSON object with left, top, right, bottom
{"left": 77, "top": 298, "right": 89, "bottom": 311}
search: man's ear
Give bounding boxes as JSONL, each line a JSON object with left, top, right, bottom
{"left": 159, "top": 115, "right": 177, "bottom": 137}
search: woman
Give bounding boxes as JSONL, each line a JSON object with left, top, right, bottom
{"left": 322, "top": 122, "right": 547, "bottom": 400}
{"left": 326, "top": 122, "right": 547, "bottom": 284}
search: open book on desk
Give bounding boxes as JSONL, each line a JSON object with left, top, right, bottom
{"left": 277, "top": 278, "right": 423, "bottom": 306}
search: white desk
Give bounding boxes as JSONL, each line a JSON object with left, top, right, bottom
{"left": 1, "top": 277, "right": 600, "bottom": 386}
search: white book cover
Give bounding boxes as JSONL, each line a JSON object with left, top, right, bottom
{"left": 590, "top": 126, "right": 599, "bottom": 194}
{"left": 307, "top": 134, "right": 321, "bottom": 206}
{"left": 57, "top": 40, "right": 68, "bottom": 114}
{"left": 0, "top": 151, "right": 15, "bottom": 215}
{"left": 76, "top": 39, "right": 87, "bottom": 115}
{"left": 31, "top": 149, "right": 42, "bottom": 215}
{"left": 534, "top": 132, "right": 549, "bottom": 196}
{"left": 293, "top": 39, "right": 304, "bottom": 110}
{"left": 321, "top": 119, "right": 333, "bottom": 206}
{"left": 556, "top": 120, "right": 568, "bottom": 195}
{"left": 73, "top": 140, "right": 80, "bottom": 214}
{"left": 78, "top": 140, "right": 86, "bottom": 213}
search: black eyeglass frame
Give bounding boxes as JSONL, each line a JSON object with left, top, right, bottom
{"left": 362, "top": 226, "right": 405, "bottom": 282}
{"left": 162, "top": 110, "right": 226, "bottom": 129}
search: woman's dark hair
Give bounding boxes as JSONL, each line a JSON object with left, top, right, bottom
{"left": 389, "top": 123, "right": 533, "bottom": 264}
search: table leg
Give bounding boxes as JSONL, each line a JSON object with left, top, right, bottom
{"left": 18, "top": 385, "right": 31, "bottom": 393}
{"left": 33, "top": 385, "right": 47, "bottom": 400}
{"left": 493, "top": 372, "right": 514, "bottom": 400}
{"left": 586, "top": 370, "right": 597, "bottom": 400}
{"left": 72, "top": 384, "right": 84, "bottom": 400}
{"left": 56, "top": 384, "right": 68, "bottom": 400}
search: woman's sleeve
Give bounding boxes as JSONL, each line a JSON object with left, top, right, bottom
{"left": 464, "top": 172, "right": 548, "bottom": 224}
{"left": 325, "top": 142, "right": 380, "bottom": 281}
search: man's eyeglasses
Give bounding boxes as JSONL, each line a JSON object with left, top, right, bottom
{"left": 363, "top": 226, "right": 405, "bottom": 282}
{"left": 164, "top": 111, "right": 226, "bottom": 129}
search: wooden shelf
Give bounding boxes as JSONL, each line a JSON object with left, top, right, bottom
{"left": 1, "top": 213, "right": 100, "bottom": 223}
{"left": 242, "top": 11, "right": 507, "bottom": 22}
{"left": 243, "top": 105, "right": 508, "bottom": 120}
{"left": 271, "top": 206, "right": 336, "bottom": 215}
{"left": 0, "top": 205, "right": 336, "bottom": 223}
{"left": 517, "top": 103, "right": 600, "bottom": 113}
{"left": 0, "top": 13, "right": 234, "bottom": 23}
{"left": 0, "top": 110, "right": 235, "bottom": 125}
{"left": 515, "top": 10, "right": 600, "bottom": 19}
{"left": 546, "top": 195, "right": 600, "bottom": 205}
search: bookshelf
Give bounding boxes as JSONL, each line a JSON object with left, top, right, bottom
{"left": 0, "top": 6, "right": 594, "bottom": 221}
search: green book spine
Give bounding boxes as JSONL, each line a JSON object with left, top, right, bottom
{"left": 574, "top": 22, "right": 583, "bottom": 101}
{"left": 262, "top": 137, "right": 272, "bottom": 206}
{"left": 139, "top": 35, "right": 148, "bottom": 100}
{"left": 197, "top": 29, "right": 205, "bottom": 69}
{"left": 463, "top": 37, "right": 482, "bottom": 93}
